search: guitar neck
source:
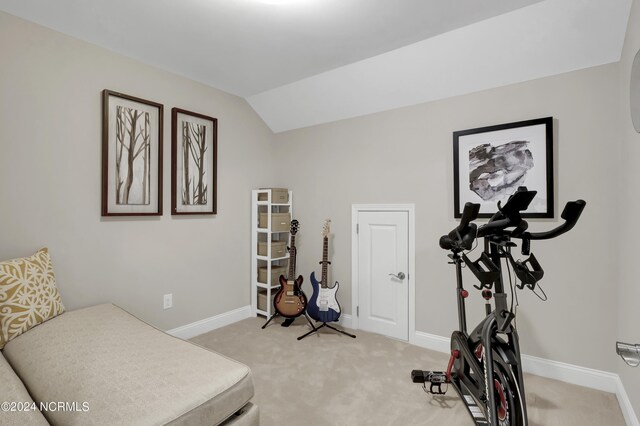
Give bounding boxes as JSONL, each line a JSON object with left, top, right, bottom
{"left": 321, "top": 236, "right": 328, "bottom": 288}
{"left": 287, "top": 234, "right": 296, "bottom": 281}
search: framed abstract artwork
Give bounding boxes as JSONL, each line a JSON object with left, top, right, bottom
{"left": 453, "top": 117, "right": 554, "bottom": 218}
{"left": 101, "top": 90, "right": 163, "bottom": 216}
{"left": 171, "top": 108, "right": 217, "bottom": 215}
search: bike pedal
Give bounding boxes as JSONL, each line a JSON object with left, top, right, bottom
{"left": 411, "top": 370, "right": 449, "bottom": 395}
{"left": 429, "top": 382, "right": 447, "bottom": 395}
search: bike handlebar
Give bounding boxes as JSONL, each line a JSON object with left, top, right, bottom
{"left": 439, "top": 202, "right": 479, "bottom": 250}
{"left": 477, "top": 188, "right": 537, "bottom": 238}
{"left": 524, "top": 199, "right": 586, "bottom": 240}
{"left": 440, "top": 187, "right": 586, "bottom": 250}
{"left": 459, "top": 202, "right": 480, "bottom": 227}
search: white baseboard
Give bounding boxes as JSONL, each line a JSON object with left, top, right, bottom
{"left": 167, "top": 307, "right": 348, "bottom": 340}
{"left": 520, "top": 353, "right": 618, "bottom": 393}
{"left": 410, "top": 330, "right": 638, "bottom": 425}
{"left": 616, "top": 375, "right": 640, "bottom": 426}
{"left": 166, "top": 305, "right": 252, "bottom": 339}
{"left": 337, "top": 313, "right": 352, "bottom": 329}
{"left": 412, "top": 330, "right": 451, "bottom": 354}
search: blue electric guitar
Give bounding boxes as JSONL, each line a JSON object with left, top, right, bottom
{"left": 307, "top": 220, "right": 341, "bottom": 323}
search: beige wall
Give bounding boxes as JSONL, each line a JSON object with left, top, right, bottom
{"left": 274, "top": 64, "right": 621, "bottom": 372}
{"left": 618, "top": 0, "right": 640, "bottom": 418}
{"left": 1, "top": 7, "right": 637, "bottom": 415}
{"left": 0, "top": 12, "right": 275, "bottom": 330}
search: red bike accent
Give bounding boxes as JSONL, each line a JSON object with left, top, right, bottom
{"left": 494, "top": 379, "right": 508, "bottom": 421}
{"left": 446, "top": 350, "right": 460, "bottom": 381}
{"left": 482, "top": 289, "right": 492, "bottom": 300}
{"left": 475, "top": 344, "right": 484, "bottom": 360}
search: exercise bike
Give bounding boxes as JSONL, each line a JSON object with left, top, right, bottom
{"left": 411, "top": 187, "right": 585, "bottom": 426}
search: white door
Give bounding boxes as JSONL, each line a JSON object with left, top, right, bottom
{"left": 357, "top": 210, "right": 409, "bottom": 340}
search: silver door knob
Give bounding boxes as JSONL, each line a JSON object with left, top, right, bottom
{"left": 389, "top": 272, "right": 406, "bottom": 280}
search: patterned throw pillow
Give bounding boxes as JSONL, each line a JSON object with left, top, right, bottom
{"left": 0, "top": 248, "right": 65, "bottom": 349}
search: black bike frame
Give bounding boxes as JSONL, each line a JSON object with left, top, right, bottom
{"left": 415, "top": 188, "right": 585, "bottom": 426}
{"left": 450, "top": 235, "right": 527, "bottom": 426}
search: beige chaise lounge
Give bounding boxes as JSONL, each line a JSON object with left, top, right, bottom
{"left": 0, "top": 304, "right": 258, "bottom": 426}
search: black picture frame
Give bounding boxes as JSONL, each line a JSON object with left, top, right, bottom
{"left": 171, "top": 108, "right": 218, "bottom": 215}
{"left": 101, "top": 90, "right": 163, "bottom": 216}
{"left": 453, "top": 117, "right": 554, "bottom": 218}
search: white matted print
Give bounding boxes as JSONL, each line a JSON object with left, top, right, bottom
{"left": 453, "top": 117, "right": 553, "bottom": 218}
{"left": 102, "top": 90, "right": 163, "bottom": 216}
{"left": 171, "top": 108, "right": 217, "bottom": 215}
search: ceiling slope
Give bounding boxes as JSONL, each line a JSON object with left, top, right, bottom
{"left": 248, "top": 0, "right": 632, "bottom": 133}
{"left": 0, "top": 0, "right": 541, "bottom": 97}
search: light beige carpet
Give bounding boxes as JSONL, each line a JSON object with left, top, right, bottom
{"left": 191, "top": 317, "right": 625, "bottom": 426}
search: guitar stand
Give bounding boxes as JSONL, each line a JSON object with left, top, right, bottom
{"left": 297, "top": 321, "right": 357, "bottom": 340}
{"left": 261, "top": 312, "right": 316, "bottom": 330}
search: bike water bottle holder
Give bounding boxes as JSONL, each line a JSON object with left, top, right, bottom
{"left": 508, "top": 252, "right": 544, "bottom": 289}
{"left": 462, "top": 252, "right": 500, "bottom": 289}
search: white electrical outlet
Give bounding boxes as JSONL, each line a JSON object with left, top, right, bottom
{"left": 163, "top": 293, "right": 173, "bottom": 310}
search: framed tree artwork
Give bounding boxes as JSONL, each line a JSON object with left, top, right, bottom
{"left": 102, "top": 90, "right": 163, "bottom": 216}
{"left": 171, "top": 108, "right": 217, "bottom": 215}
{"left": 453, "top": 117, "right": 554, "bottom": 218}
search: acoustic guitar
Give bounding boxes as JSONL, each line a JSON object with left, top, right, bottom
{"left": 307, "top": 219, "right": 341, "bottom": 323}
{"left": 273, "top": 220, "right": 307, "bottom": 318}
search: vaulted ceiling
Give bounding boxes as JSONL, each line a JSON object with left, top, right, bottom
{"left": 0, "top": 0, "right": 632, "bottom": 132}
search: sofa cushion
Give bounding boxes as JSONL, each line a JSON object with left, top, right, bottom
{"left": 0, "top": 351, "right": 49, "bottom": 426}
{"left": 2, "top": 304, "right": 254, "bottom": 426}
{"left": 0, "top": 248, "right": 65, "bottom": 349}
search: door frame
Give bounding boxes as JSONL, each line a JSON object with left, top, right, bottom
{"left": 351, "top": 204, "right": 416, "bottom": 341}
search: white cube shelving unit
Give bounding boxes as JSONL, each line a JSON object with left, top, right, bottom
{"left": 251, "top": 189, "right": 293, "bottom": 318}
